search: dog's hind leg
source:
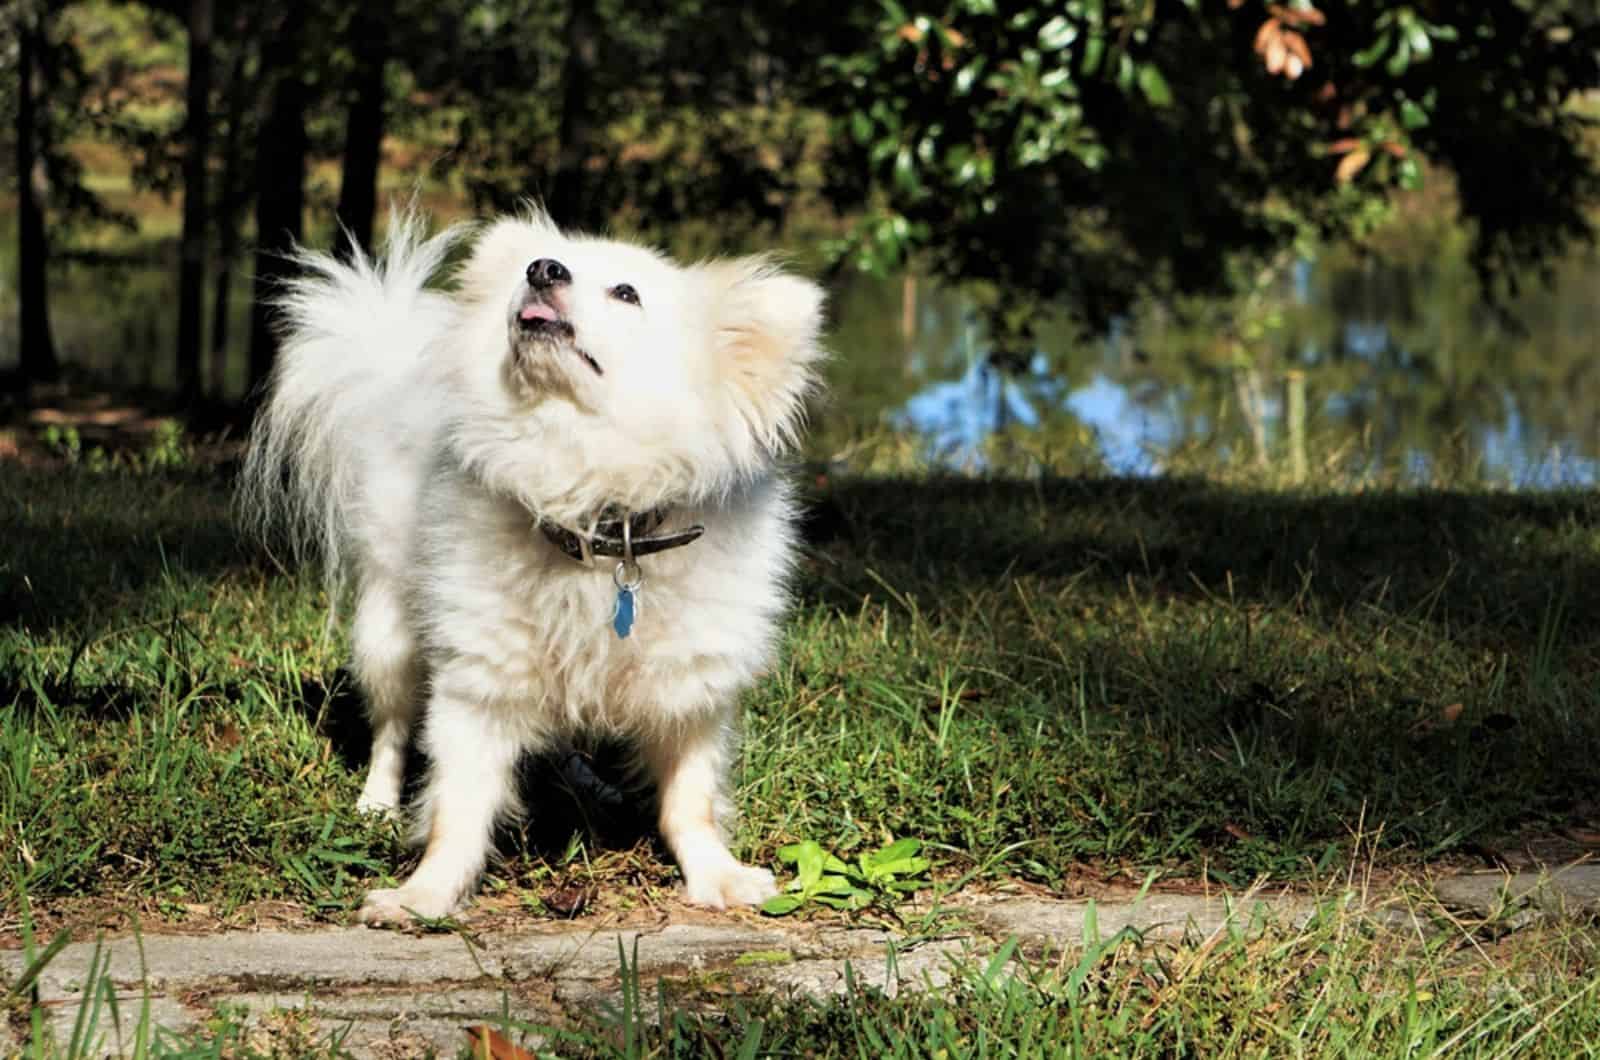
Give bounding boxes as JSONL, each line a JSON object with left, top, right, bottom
{"left": 351, "top": 578, "right": 419, "bottom": 816}
{"left": 358, "top": 666, "right": 525, "bottom": 924}
{"left": 642, "top": 712, "right": 777, "bottom": 910}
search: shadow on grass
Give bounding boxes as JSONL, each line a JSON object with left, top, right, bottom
{"left": 2, "top": 466, "right": 256, "bottom": 631}
{"left": 7, "top": 464, "right": 1600, "bottom": 883}
{"left": 12, "top": 464, "right": 1593, "bottom": 652}
{"left": 782, "top": 473, "right": 1600, "bottom": 873}
{"left": 802, "top": 474, "right": 1600, "bottom": 658}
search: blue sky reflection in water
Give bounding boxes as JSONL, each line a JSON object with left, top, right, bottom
{"left": 880, "top": 261, "right": 1600, "bottom": 488}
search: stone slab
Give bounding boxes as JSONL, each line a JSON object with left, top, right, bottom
{"left": 973, "top": 893, "right": 1322, "bottom": 945}
{"left": 0, "top": 882, "right": 1561, "bottom": 1057}
{"left": 0, "top": 926, "right": 502, "bottom": 1001}
{"left": 1434, "top": 865, "right": 1600, "bottom": 919}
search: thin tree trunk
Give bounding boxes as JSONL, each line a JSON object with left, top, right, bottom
{"left": 549, "top": 0, "right": 598, "bottom": 226}
{"left": 176, "top": 0, "right": 214, "bottom": 402}
{"left": 1234, "top": 366, "right": 1270, "bottom": 470}
{"left": 16, "top": 12, "right": 60, "bottom": 386}
{"left": 334, "top": 11, "right": 388, "bottom": 260}
{"left": 209, "top": 34, "right": 253, "bottom": 400}
{"left": 247, "top": 8, "right": 310, "bottom": 397}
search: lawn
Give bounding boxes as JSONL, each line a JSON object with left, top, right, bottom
{"left": 5, "top": 449, "right": 1600, "bottom": 1055}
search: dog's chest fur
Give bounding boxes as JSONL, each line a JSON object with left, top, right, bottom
{"left": 407, "top": 463, "right": 788, "bottom": 738}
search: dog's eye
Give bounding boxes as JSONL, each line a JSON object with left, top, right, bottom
{"left": 609, "top": 284, "right": 641, "bottom": 307}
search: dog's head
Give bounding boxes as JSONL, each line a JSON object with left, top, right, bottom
{"left": 444, "top": 212, "right": 826, "bottom": 521}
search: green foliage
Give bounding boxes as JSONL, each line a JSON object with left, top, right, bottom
{"left": 822, "top": 0, "right": 1600, "bottom": 341}
{"left": 36, "top": 419, "right": 192, "bottom": 473}
{"left": 760, "top": 837, "right": 933, "bottom": 916}
{"left": 3, "top": 2, "right": 138, "bottom": 240}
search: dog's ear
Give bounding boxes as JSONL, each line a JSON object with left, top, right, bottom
{"left": 701, "top": 257, "right": 827, "bottom": 453}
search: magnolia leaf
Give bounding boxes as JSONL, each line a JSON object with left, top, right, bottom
{"left": 1039, "top": 15, "right": 1077, "bottom": 50}
{"left": 1352, "top": 31, "right": 1390, "bottom": 68}
{"left": 1137, "top": 63, "right": 1172, "bottom": 106}
{"left": 1081, "top": 34, "right": 1105, "bottom": 74}
{"left": 1385, "top": 38, "right": 1412, "bottom": 76}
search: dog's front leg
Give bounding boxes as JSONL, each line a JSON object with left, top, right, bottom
{"left": 358, "top": 672, "right": 524, "bottom": 926}
{"left": 642, "top": 713, "right": 777, "bottom": 909}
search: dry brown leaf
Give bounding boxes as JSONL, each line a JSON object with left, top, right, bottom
{"left": 1265, "top": 37, "right": 1287, "bottom": 74}
{"left": 1254, "top": 19, "right": 1310, "bottom": 79}
{"left": 1334, "top": 147, "right": 1371, "bottom": 183}
{"left": 543, "top": 883, "right": 596, "bottom": 918}
{"left": 1283, "top": 29, "right": 1311, "bottom": 68}
{"left": 464, "top": 1025, "right": 537, "bottom": 1060}
{"left": 1254, "top": 17, "right": 1281, "bottom": 51}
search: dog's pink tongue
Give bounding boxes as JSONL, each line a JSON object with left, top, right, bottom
{"left": 520, "top": 302, "right": 558, "bottom": 322}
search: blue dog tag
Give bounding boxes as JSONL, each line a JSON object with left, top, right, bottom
{"left": 613, "top": 587, "right": 636, "bottom": 638}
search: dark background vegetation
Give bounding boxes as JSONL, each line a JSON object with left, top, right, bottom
{"left": 5, "top": 0, "right": 1599, "bottom": 404}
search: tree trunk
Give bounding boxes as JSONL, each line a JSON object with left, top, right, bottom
{"left": 176, "top": 0, "right": 214, "bottom": 402}
{"left": 549, "top": 0, "right": 598, "bottom": 226}
{"left": 209, "top": 39, "right": 252, "bottom": 400}
{"left": 15, "top": 12, "right": 60, "bottom": 386}
{"left": 334, "top": 11, "right": 389, "bottom": 260}
{"left": 247, "top": 8, "right": 310, "bottom": 397}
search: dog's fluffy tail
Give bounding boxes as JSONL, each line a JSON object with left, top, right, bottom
{"left": 240, "top": 209, "right": 465, "bottom": 591}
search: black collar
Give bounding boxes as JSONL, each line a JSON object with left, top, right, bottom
{"left": 539, "top": 508, "right": 704, "bottom": 564}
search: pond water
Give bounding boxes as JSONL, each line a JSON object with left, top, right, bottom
{"left": 4, "top": 221, "right": 1599, "bottom": 488}
{"left": 824, "top": 246, "right": 1600, "bottom": 487}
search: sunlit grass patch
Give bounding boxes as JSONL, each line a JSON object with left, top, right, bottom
{"left": 4, "top": 460, "right": 1600, "bottom": 924}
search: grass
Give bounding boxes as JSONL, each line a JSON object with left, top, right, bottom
{"left": 4, "top": 446, "right": 1600, "bottom": 1052}
{"left": 482, "top": 907, "right": 1600, "bottom": 1059}
{"left": 5, "top": 456, "right": 1600, "bottom": 913}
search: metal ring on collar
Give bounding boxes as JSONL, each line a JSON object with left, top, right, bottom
{"left": 614, "top": 560, "right": 642, "bottom": 591}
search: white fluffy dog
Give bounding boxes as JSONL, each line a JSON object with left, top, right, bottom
{"left": 243, "top": 209, "right": 825, "bottom": 924}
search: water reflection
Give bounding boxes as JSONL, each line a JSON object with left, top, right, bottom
{"left": 859, "top": 250, "right": 1600, "bottom": 488}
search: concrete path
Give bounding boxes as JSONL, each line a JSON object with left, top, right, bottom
{"left": 4, "top": 867, "right": 1597, "bottom": 1058}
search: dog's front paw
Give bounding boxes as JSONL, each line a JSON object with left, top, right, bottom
{"left": 682, "top": 863, "right": 778, "bottom": 910}
{"left": 357, "top": 885, "right": 459, "bottom": 926}
{"left": 354, "top": 791, "right": 401, "bottom": 819}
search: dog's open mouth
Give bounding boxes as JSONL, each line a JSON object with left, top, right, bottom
{"left": 517, "top": 299, "right": 603, "bottom": 376}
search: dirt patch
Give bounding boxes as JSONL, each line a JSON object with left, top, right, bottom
{"left": 0, "top": 382, "right": 246, "bottom": 469}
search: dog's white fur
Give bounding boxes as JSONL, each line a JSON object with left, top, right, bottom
{"left": 242, "top": 209, "right": 825, "bottom": 923}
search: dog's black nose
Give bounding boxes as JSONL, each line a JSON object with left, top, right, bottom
{"left": 526, "top": 258, "right": 571, "bottom": 288}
